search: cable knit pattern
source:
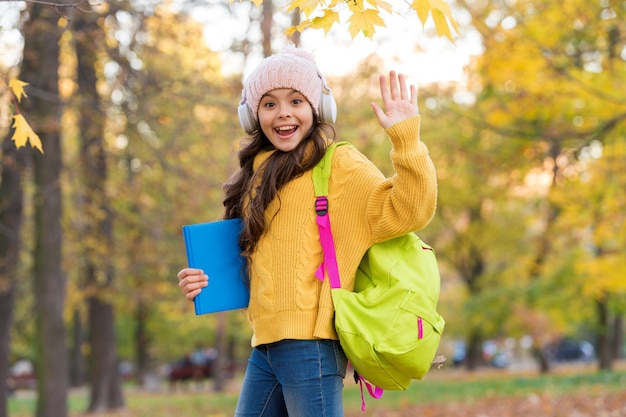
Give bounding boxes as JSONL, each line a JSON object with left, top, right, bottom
{"left": 247, "top": 116, "right": 437, "bottom": 347}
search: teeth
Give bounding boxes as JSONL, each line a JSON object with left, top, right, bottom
{"left": 276, "top": 126, "right": 296, "bottom": 131}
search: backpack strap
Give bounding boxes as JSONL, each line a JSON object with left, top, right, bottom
{"left": 356, "top": 373, "right": 384, "bottom": 411}
{"left": 313, "top": 142, "right": 386, "bottom": 409}
{"left": 312, "top": 142, "right": 348, "bottom": 290}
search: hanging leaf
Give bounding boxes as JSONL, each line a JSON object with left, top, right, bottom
{"left": 285, "top": 0, "right": 324, "bottom": 17}
{"left": 376, "top": 0, "right": 394, "bottom": 14}
{"left": 411, "top": 0, "right": 431, "bottom": 26}
{"left": 347, "top": 8, "right": 386, "bottom": 39}
{"left": 431, "top": 9, "right": 453, "bottom": 41}
{"left": 307, "top": 9, "right": 341, "bottom": 34}
{"left": 9, "top": 79, "right": 29, "bottom": 102}
{"left": 11, "top": 114, "right": 44, "bottom": 154}
{"left": 411, "top": 0, "right": 459, "bottom": 41}
{"left": 280, "top": 0, "right": 458, "bottom": 41}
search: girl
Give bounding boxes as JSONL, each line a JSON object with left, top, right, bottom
{"left": 177, "top": 47, "right": 437, "bottom": 417}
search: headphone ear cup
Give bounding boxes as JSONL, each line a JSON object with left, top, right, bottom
{"left": 238, "top": 103, "right": 257, "bottom": 134}
{"left": 319, "top": 92, "right": 337, "bottom": 124}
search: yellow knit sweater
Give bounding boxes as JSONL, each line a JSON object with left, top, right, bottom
{"left": 246, "top": 116, "right": 437, "bottom": 347}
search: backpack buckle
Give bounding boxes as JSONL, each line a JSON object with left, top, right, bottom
{"left": 315, "top": 196, "right": 329, "bottom": 216}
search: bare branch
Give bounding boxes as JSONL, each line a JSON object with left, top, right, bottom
{"left": 0, "top": 0, "right": 100, "bottom": 11}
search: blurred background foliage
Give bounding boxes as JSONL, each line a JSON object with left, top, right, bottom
{"left": 0, "top": 0, "right": 625, "bottom": 414}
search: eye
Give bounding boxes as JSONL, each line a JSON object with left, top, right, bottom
{"left": 262, "top": 101, "right": 275, "bottom": 109}
{"left": 291, "top": 98, "right": 303, "bottom": 105}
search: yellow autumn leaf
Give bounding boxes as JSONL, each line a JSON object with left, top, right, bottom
{"left": 432, "top": 9, "right": 453, "bottom": 41}
{"left": 12, "top": 114, "right": 44, "bottom": 154}
{"left": 411, "top": 0, "right": 431, "bottom": 25}
{"left": 431, "top": 0, "right": 459, "bottom": 32}
{"left": 411, "top": 0, "right": 459, "bottom": 41}
{"left": 243, "top": 0, "right": 458, "bottom": 40}
{"left": 284, "top": 24, "right": 301, "bottom": 37}
{"left": 430, "top": 0, "right": 452, "bottom": 16}
{"left": 9, "top": 79, "right": 29, "bottom": 102}
{"left": 307, "top": 9, "right": 340, "bottom": 34}
{"left": 347, "top": 8, "right": 385, "bottom": 39}
{"left": 285, "top": 0, "right": 322, "bottom": 18}
{"left": 375, "top": 0, "right": 394, "bottom": 14}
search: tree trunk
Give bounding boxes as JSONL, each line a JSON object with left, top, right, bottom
{"left": 289, "top": 8, "right": 301, "bottom": 46}
{"left": 613, "top": 315, "right": 623, "bottom": 360}
{"left": 261, "top": 0, "right": 274, "bottom": 57}
{"left": 531, "top": 344, "right": 550, "bottom": 374}
{"left": 135, "top": 301, "right": 150, "bottom": 387}
{"left": 464, "top": 330, "right": 482, "bottom": 371}
{"left": 32, "top": 84, "right": 67, "bottom": 417}
{"left": 21, "top": 3, "right": 69, "bottom": 417}
{"left": 73, "top": 7, "right": 125, "bottom": 412}
{"left": 87, "top": 298, "right": 124, "bottom": 411}
{"left": 596, "top": 298, "right": 613, "bottom": 371}
{"left": 0, "top": 288, "right": 13, "bottom": 417}
{"left": 69, "top": 309, "right": 86, "bottom": 387}
{"left": 0, "top": 134, "right": 27, "bottom": 417}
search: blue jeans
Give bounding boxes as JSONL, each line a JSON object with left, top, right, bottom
{"left": 234, "top": 339, "right": 348, "bottom": 417}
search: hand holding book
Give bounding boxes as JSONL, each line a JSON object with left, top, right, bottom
{"left": 179, "top": 218, "right": 249, "bottom": 315}
{"left": 177, "top": 268, "right": 208, "bottom": 301}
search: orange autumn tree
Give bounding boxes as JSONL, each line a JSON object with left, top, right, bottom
{"left": 454, "top": 0, "right": 626, "bottom": 371}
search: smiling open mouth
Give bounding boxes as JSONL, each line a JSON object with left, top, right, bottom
{"left": 275, "top": 125, "right": 298, "bottom": 137}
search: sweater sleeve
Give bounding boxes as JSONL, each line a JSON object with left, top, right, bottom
{"left": 365, "top": 115, "right": 437, "bottom": 242}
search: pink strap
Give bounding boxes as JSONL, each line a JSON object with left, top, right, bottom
{"left": 314, "top": 197, "right": 341, "bottom": 289}
{"left": 314, "top": 182, "right": 386, "bottom": 411}
{"left": 356, "top": 374, "right": 384, "bottom": 411}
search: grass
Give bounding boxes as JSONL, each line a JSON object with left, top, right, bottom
{"left": 8, "top": 364, "right": 626, "bottom": 416}
{"left": 344, "top": 366, "right": 626, "bottom": 410}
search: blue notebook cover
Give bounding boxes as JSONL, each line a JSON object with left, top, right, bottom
{"left": 182, "top": 218, "right": 249, "bottom": 315}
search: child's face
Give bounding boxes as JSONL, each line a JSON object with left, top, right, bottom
{"left": 257, "top": 88, "right": 314, "bottom": 152}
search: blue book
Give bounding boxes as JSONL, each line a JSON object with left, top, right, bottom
{"left": 182, "top": 218, "right": 249, "bottom": 315}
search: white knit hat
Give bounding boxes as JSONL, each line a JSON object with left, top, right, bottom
{"left": 242, "top": 47, "right": 324, "bottom": 121}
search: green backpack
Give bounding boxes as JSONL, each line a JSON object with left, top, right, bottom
{"left": 313, "top": 142, "right": 445, "bottom": 402}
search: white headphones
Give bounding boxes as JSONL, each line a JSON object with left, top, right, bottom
{"left": 237, "top": 76, "right": 338, "bottom": 134}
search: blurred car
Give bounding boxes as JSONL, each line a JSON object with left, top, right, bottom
{"left": 7, "top": 359, "right": 37, "bottom": 393}
{"left": 452, "top": 339, "right": 511, "bottom": 368}
{"left": 167, "top": 354, "right": 213, "bottom": 384}
{"left": 483, "top": 340, "right": 511, "bottom": 368}
{"left": 546, "top": 339, "right": 596, "bottom": 362}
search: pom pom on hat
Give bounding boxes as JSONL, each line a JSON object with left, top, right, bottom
{"left": 242, "top": 46, "right": 324, "bottom": 121}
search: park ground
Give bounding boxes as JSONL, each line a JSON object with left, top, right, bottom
{"left": 8, "top": 360, "right": 626, "bottom": 417}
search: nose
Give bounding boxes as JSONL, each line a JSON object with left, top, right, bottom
{"left": 277, "top": 105, "right": 292, "bottom": 119}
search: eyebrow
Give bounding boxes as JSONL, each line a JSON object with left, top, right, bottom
{"left": 261, "top": 89, "right": 302, "bottom": 100}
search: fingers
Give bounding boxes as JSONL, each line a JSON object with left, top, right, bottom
{"left": 409, "top": 83, "right": 417, "bottom": 105}
{"left": 177, "top": 267, "right": 204, "bottom": 281}
{"left": 370, "top": 101, "right": 385, "bottom": 123}
{"left": 380, "top": 71, "right": 416, "bottom": 105}
{"left": 380, "top": 71, "right": 403, "bottom": 101}
{"left": 378, "top": 73, "right": 390, "bottom": 104}
{"left": 388, "top": 71, "right": 401, "bottom": 100}
{"left": 373, "top": 70, "right": 419, "bottom": 129}
{"left": 177, "top": 268, "right": 208, "bottom": 301}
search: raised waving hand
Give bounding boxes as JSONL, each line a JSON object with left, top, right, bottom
{"left": 371, "top": 71, "right": 419, "bottom": 130}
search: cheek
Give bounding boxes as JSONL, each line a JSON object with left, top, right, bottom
{"left": 298, "top": 109, "right": 315, "bottom": 130}
{"left": 303, "top": 117, "right": 315, "bottom": 135}
{"left": 258, "top": 112, "right": 273, "bottom": 134}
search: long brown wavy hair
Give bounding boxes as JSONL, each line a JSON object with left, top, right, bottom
{"left": 223, "top": 113, "right": 336, "bottom": 270}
